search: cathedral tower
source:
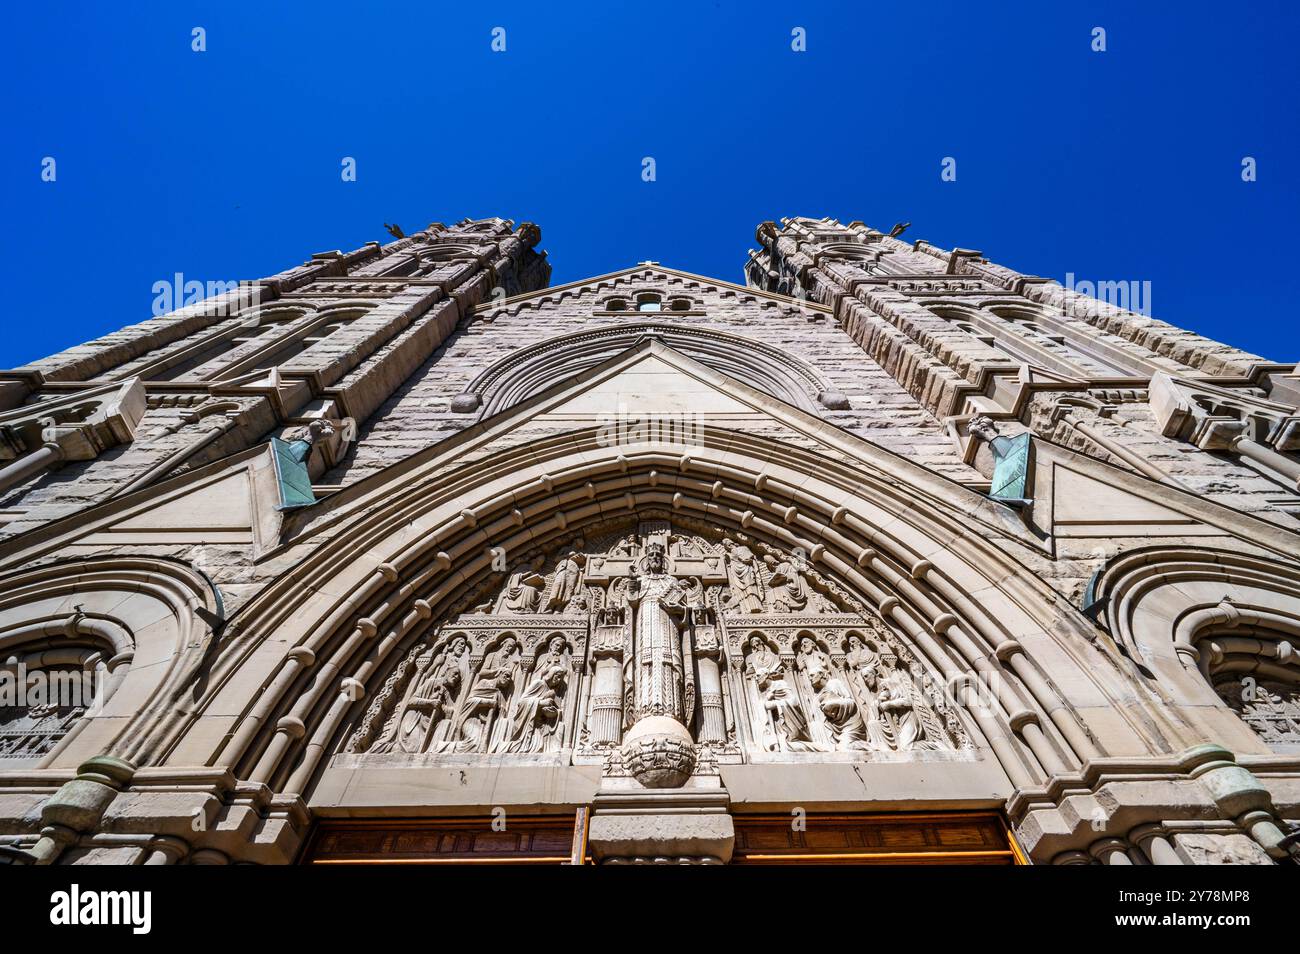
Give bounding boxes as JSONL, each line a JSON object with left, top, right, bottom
{"left": 0, "top": 216, "right": 1296, "bottom": 866}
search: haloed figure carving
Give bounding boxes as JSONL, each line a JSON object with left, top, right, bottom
{"left": 876, "top": 650, "right": 939, "bottom": 752}
{"left": 625, "top": 543, "right": 690, "bottom": 723}
{"left": 744, "top": 635, "right": 815, "bottom": 751}
{"left": 797, "top": 637, "right": 869, "bottom": 751}
{"left": 353, "top": 523, "right": 963, "bottom": 765}
{"left": 845, "top": 634, "right": 893, "bottom": 751}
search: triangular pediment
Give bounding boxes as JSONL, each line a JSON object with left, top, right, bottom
{"left": 1048, "top": 462, "right": 1206, "bottom": 535}
{"left": 1033, "top": 442, "right": 1300, "bottom": 552}
{"left": 0, "top": 444, "right": 286, "bottom": 566}
{"left": 261, "top": 336, "right": 1052, "bottom": 557}
{"left": 537, "top": 345, "right": 769, "bottom": 421}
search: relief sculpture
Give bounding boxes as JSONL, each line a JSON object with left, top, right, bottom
{"left": 347, "top": 515, "right": 968, "bottom": 770}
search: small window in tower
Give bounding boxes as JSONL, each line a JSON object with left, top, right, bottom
{"left": 636, "top": 293, "right": 662, "bottom": 313}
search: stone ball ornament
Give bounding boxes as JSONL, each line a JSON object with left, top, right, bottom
{"left": 620, "top": 716, "right": 697, "bottom": 788}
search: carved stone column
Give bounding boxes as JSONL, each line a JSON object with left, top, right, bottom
{"left": 588, "top": 611, "right": 625, "bottom": 746}
{"left": 692, "top": 611, "right": 726, "bottom": 745}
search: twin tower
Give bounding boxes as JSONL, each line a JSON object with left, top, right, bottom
{"left": 0, "top": 217, "right": 1296, "bottom": 865}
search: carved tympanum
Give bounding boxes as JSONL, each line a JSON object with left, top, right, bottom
{"left": 345, "top": 515, "right": 969, "bottom": 769}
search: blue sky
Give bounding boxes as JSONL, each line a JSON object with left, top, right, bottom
{"left": 3, "top": 1, "right": 1297, "bottom": 365}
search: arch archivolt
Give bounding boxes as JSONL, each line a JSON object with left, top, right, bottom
{"left": 171, "top": 424, "right": 1162, "bottom": 801}
{"left": 1096, "top": 547, "right": 1300, "bottom": 753}
{"left": 0, "top": 557, "right": 221, "bottom": 769}
{"left": 461, "top": 322, "right": 836, "bottom": 416}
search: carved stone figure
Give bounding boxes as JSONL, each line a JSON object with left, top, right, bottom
{"left": 545, "top": 551, "right": 584, "bottom": 612}
{"left": 744, "top": 635, "right": 815, "bottom": 751}
{"left": 767, "top": 553, "right": 810, "bottom": 613}
{"left": 496, "top": 567, "right": 546, "bottom": 615}
{"left": 876, "top": 651, "right": 939, "bottom": 752}
{"left": 625, "top": 543, "right": 690, "bottom": 722}
{"left": 373, "top": 636, "right": 471, "bottom": 754}
{"left": 725, "top": 543, "right": 766, "bottom": 614}
{"left": 449, "top": 636, "right": 521, "bottom": 752}
{"left": 844, "top": 634, "right": 892, "bottom": 751}
{"left": 800, "top": 648, "right": 868, "bottom": 751}
{"left": 500, "top": 636, "right": 571, "bottom": 753}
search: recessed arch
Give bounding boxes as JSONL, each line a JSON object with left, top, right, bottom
{"left": 0, "top": 556, "right": 222, "bottom": 769}
{"left": 181, "top": 423, "right": 1146, "bottom": 803}
{"left": 1094, "top": 545, "right": 1300, "bottom": 753}
{"left": 462, "top": 322, "right": 839, "bottom": 416}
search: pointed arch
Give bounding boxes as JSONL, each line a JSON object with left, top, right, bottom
{"left": 460, "top": 322, "right": 840, "bottom": 416}
{"left": 178, "top": 419, "right": 1147, "bottom": 804}
{"left": 0, "top": 556, "right": 222, "bottom": 769}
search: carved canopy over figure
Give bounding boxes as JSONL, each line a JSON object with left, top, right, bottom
{"left": 351, "top": 518, "right": 963, "bottom": 766}
{"left": 844, "top": 633, "right": 893, "bottom": 751}
{"left": 876, "top": 650, "right": 941, "bottom": 752}
{"left": 796, "top": 636, "right": 869, "bottom": 751}
{"left": 449, "top": 636, "right": 521, "bottom": 753}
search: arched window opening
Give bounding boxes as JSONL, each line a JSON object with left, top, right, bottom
{"left": 248, "top": 317, "right": 350, "bottom": 372}
{"left": 1095, "top": 547, "right": 1300, "bottom": 753}
{"left": 148, "top": 322, "right": 275, "bottom": 382}
{"left": 983, "top": 305, "right": 1136, "bottom": 376}
{"left": 636, "top": 293, "right": 662, "bottom": 313}
{"left": 1205, "top": 632, "right": 1300, "bottom": 748}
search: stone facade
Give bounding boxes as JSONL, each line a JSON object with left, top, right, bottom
{"left": 0, "top": 215, "right": 1297, "bottom": 865}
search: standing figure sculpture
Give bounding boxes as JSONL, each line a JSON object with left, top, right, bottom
{"left": 545, "top": 551, "right": 584, "bottom": 612}
{"left": 624, "top": 543, "right": 690, "bottom": 722}
{"left": 617, "top": 541, "right": 700, "bottom": 787}
{"left": 844, "top": 634, "right": 893, "bottom": 751}
{"left": 876, "top": 650, "right": 939, "bottom": 751}
{"left": 725, "top": 543, "right": 767, "bottom": 614}
{"left": 768, "top": 552, "right": 811, "bottom": 613}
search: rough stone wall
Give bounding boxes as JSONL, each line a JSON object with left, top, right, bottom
{"left": 0, "top": 219, "right": 549, "bottom": 539}
{"left": 749, "top": 216, "right": 1300, "bottom": 530}
{"left": 327, "top": 270, "right": 982, "bottom": 486}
